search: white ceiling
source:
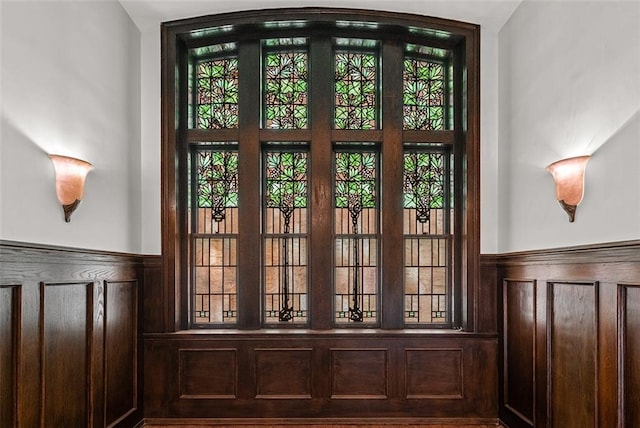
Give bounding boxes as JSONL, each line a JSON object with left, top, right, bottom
{"left": 119, "top": 0, "right": 523, "bottom": 33}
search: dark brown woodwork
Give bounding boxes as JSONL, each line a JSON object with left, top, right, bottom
{"left": 0, "top": 241, "right": 144, "bottom": 428}
{"left": 405, "top": 349, "right": 463, "bottom": 399}
{"left": 620, "top": 284, "right": 640, "bottom": 427}
{"left": 0, "top": 284, "right": 20, "bottom": 427}
{"left": 502, "top": 280, "right": 535, "bottom": 426}
{"left": 105, "top": 280, "right": 138, "bottom": 426}
{"left": 255, "top": 349, "right": 313, "bottom": 398}
{"left": 144, "top": 333, "right": 497, "bottom": 420}
{"left": 497, "top": 240, "right": 640, "bottom": 428}
{"left": 548, "top": 281, "right": 598, "bottom": 428}
{"left": 179, "top": 349, "right": 237, "bottom": 398}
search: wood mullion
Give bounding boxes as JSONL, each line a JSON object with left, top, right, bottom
{"left": 309, "top": 35, "right": 333, "bottom": 330}
{"left": 381, "top": 40, "right": 404, "bottom": 329}
{"left": 237, "top": 40, "right": 261, "bottom": 329}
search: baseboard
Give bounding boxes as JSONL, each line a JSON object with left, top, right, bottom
{"left": 142, "top": 417, "right": 503, "bottom": 426}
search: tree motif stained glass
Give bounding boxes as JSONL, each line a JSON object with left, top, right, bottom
{"left": 403, "top": 150, "right": 450, "bottom": 325}
{"left": 264, "top": 150, "right": 308, "bottom": 324}
{"left": 196, "top": 56, "right": 239, "bottom": 129}
{"left": 334, "top": 151, "right": 378, "bottom": 323}
{"left": 264, "top": 43, "right": 308, "bottom": 129}
{"left": 403, "top": 58, "right": 445, "bottom": 130}
{"left": 193, "top": 148, "right": 239, "bottom": 325}
{"left": 334, "top": 50, "right": 378, "bottom": 129}
{"left": 197, "top": 151, "right": 238, "bottom": 225}
{"left": 403, "top": 152, "right": 445, "bottom": 226}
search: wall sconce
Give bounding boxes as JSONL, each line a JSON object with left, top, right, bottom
{"left": 49, "top": 155, "right": 93, "bottom": 222}
{"left": 545, "top": 155, "right": 590, "bottom": 222}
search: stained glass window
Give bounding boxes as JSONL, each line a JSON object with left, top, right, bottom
{"left": 334, "top": 40, "right": 378, "bottom": 129}
{"left": 194, "top": 47, "right": 239, "bottom": 129}
{"left": 192, "top": 147, "right": 239, "bottom": 325}
{"left": 264, "top": 39, "right": 308, "bottom": 129}
{"left": 403, "top": 55, "right": 446, "bottom": 130}
{"left": 403, "top": 149, "right": 451, "bottom": 324}
{"left": 263, "top": 149, "right": 309, "bottom": 324}
{"left": 334, "top": 150, "right": 378, "bottom": 324}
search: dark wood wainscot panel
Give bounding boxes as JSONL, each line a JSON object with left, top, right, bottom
{"left": 144, "top": 333, "right": 497, "bottom": 422}
{"left": 497, "top": 241, "right": 640, "bottom": 428}
{"left": 0, "top": 241, "right": 145, "bottom": 428}
{"left": 619, "top": 283, "right": 640, "bottom": 427}
{"left": 0, "top": 284, "right": 20, "bottom": 427}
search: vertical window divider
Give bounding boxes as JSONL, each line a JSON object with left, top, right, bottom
{"left": 237, "top": 40, "right": 262, "bottom": 329}
{"left": 381, "top": 40, "right": 405, "bottom": 329}
{"left": 309, "top": 34, "right": 333, "bottom": 329}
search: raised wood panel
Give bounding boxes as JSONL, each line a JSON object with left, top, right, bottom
{"left": 0, "top": 241, "right": 144, "bottom": 428}
{"left": 503, "top": 280, "right": 535, "bottom": 426}
{"left": 179, "top": 349, "right": 237, "bottom": 398}
{"left": 0, "top": 285, "right": 20, "bottom": 428}
{"left": 105, "top": 280, "right": 138, "bottom": 427}
{"left": 255, "top": 349, "right": 312, "bottom": 399}
{"left": 41, "top": 281, "right": 93, "bottom": 427}
{"left": 548, "top": 281, "right": 598, "bottom": 428}
{"left": 620, "top": 284, "right": 640, "bottom": 427}
{"left": 331, "top": 349, "right": 387, "bottom": 399}
{"left": 405, "top": 349, "right": 462, "bottom": 399}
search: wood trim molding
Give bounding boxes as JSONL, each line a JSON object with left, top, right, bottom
{"left": 494, "top": 240, "right": 640, "bottom": 266}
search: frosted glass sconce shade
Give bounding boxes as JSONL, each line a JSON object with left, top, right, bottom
{"left": 49, "top": 155, "right": 93, "bottom": 222}
{"left": 545, "top": 155, "right": 590, "bottom": 222}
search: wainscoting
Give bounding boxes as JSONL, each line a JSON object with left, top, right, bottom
{"left": 0, "top": 241, "right": 144, "bottom": 428}
{"left": 144, "top": 332, "right": 498, "bottom": 423}
{"left": 496, "top": 241, "right": 640, "bottom": 428}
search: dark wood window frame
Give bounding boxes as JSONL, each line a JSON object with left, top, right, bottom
{"left": 161, "top": 8, "right": 480, "bottom": 332}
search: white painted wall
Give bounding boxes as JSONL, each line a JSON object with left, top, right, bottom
{"left": 498, "top": 1, "right": 640, "bottom": 252}
{"left": 0, "top": 0, "right": 142, "bottom": 253}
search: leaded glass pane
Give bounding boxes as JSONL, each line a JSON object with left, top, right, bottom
{"left": 334, "top": 150, "right": 378, "bottom": 324}
{"left": 263, "top": 150, "right": 309, "bottom": 324}
{"left": 403, "top": 149, "right": 451, "bottom": 325}
{"left": 192, "top": 148, "right": 239, "bottom": 325}
{"left": 403, "top": 56, "right": 445, "bottom": 130}
{"left": 334, "top": 43, "right": 378, "bottom": 129}
{"left": 264, "top": 39, "right": 308, "bottom": 129}
{"left": 195, "top": 54, "right": 239, "bottom": 129}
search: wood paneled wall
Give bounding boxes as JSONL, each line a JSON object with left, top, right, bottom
{"left": 0, "top": 241, "right": 144, "bottom": 428}
{"left": 144, "top": 333, "right": 498, "bottom": 423}
{"left": 496, "top": 241, "right": 640, "bottom": 428}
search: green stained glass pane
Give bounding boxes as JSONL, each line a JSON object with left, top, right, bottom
{"left": 265, "top": 151, "right": 308, "bottom": 209}
{"left": 334, "top": 152, "right": 377, "bottom": 210}
{"left": 334, "top": 48, "right": 378, "bottom": 129}
{"left": 196, "top": 56, "right": 239, "bottom": 129}
{"left": 403, "top": 56, "right": 445, "bottom": 130}
{"left": 403, "top": 152, "right": 445, "bottom": 223}
{"left": 197, "top": 151, "right": 239, "bottom": 222}
{"left": 264, "top": 48, "right": 308, "bottom": 129}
